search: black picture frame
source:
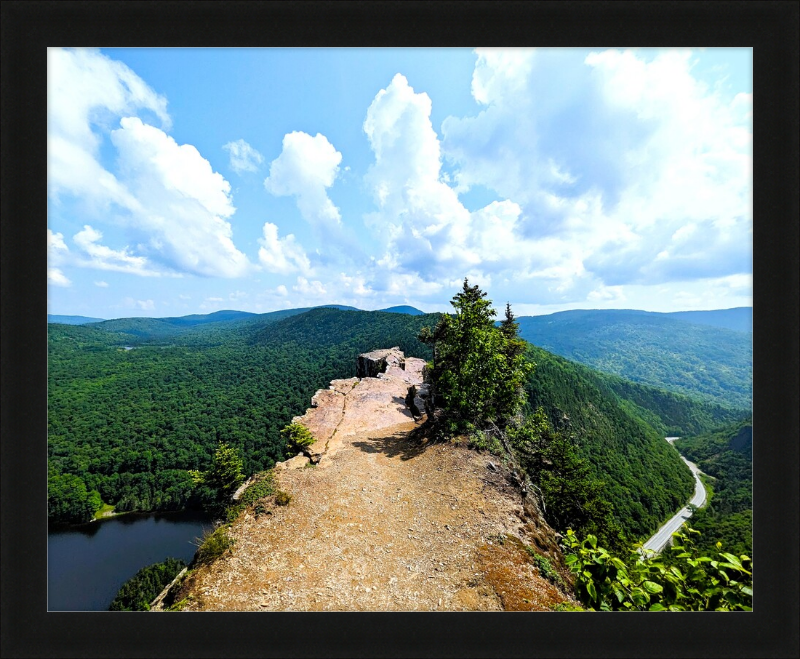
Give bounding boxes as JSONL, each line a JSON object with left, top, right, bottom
{"left": 2, "top": 1, "right": 797, "bottom": 657}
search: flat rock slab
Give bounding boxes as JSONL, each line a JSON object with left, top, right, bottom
{"left": 295, "top": 351, "right": 425, "bottom": 464}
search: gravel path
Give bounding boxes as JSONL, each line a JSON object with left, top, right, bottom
{"left": 179, "top": 421, "right": 571, "bottom": 611}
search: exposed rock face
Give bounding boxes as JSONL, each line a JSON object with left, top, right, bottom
{"left": 293, "top": 349, "right": 426, "bottom": 465}
{"left": 275, "top": 454, "right": 311, "bottom": 471}
{"left": 356, "top": 347, "right": 404, "bottom": 379}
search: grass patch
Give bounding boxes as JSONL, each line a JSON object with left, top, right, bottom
{"left": 93, "top": 503, "right": 115, "bottom": 520}
{"left": 524, "top": 545, "right": 567, "bottom": 590}
{"left": 275, "top": 490, "right": 292, "bottom": 506}
{"left": 238, "top": 471, "right": 276, "bottom": 506}
{"left": 468, "top": 429, "right": 504, "bottom": 456}
{"left": 193, "top": 525, "right": 233, "bottom": 565}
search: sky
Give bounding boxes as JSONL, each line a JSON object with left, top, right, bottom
{"left": 47, "top": 47, "right": 752, "bottom": 319}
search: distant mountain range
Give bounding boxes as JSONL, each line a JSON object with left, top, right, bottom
{"left": 47, "top": 314, "right": 106, "bottom": 325}
{"left": 516, "top": 308, "right": 752, "bottom": 409}
{"left": 47, "top": 304, "right": 425, "bottom": 328}
{"left": 664, "top": 307, "right": 751, "bottom": 333}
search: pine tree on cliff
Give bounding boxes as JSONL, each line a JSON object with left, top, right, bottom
{"left": 420, "top": 279, "right": 531, "bottom": 434}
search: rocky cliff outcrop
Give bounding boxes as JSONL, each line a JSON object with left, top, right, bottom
{"left": 280, "top": 349, "right": 428, "bottom": 468}
{"left": 172, "top": 349, "right": 571, "bottom": 612}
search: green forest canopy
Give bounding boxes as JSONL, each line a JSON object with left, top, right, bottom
{"left": 516, "top": 309, "right": 752, "bottom": 409}
{"left": 48, "top": 306, "right": 747, "bottom": 538}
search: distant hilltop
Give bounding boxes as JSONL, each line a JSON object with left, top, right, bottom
{"left": 47, "top": 304, "right": 427, "bottom": 326}
{"left": 47, "top": 314, "right": 106, "bottom": 325}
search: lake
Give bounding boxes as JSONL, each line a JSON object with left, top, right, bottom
{"left": 48, "top": 510, "right": 212, "bottom": 611}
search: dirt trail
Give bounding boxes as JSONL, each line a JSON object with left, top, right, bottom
{"left": 179, "top": 357, "right": 571, "bottom": 611}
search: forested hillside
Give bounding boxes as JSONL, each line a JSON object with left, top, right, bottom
{"left": 47, "top": 309, "right": 436, "bottom": 523}
{"left": 48, "top": 307, "right": 746, "bottom": 533}
{"left": 674, "top": 419, "right": 753, "bottom": 556}
{"left": 517, "top": 309, "right": 752, "bottom": 409}
{"left": 525, "top": 346, "right": 694, "bottom": 542}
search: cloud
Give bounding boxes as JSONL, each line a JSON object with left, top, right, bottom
{"left": 73, "top": 225, "right": 162, "bottom": 276}
{"left": 48, "top": 268, "right": 71, "bottom": 287}
{"left": 362, "top": 73, "right": 583, "bottom": 299}
{"left": 47, "top": 48, "right": 251, "bottom": 279}
{"left": 47, "top": 229, "right": 72, "bottom": 286}
{"left": 47, "top": 48, "right": 168, "bottom": 209}
{"left": 264, "top": 131, "right": 342, "bottom": 227}
{"left": 48, "top": 229, "right": 69, "bottom": 262}
{"left": 223, "top": 139, "right": 264, "bottom": 174}
{"left": 94, "top": 281, "right": 109, "bottom": 287}
{"left": 292, "top": 276, "right": 327, "bottom": 298}
{"left": 109, "top": 117, "right": 250, "bottom": 277}
{"left": 471, "top": 48, "right": 535, "bottom": 106}
{"left": 257, "top": 222, "right": 312, "bottom": 275}
{"left": 436, "top": 48, "right": 752, "bottom": 301}
{"left": 123, "top": 297, "right": 155, "bottom": 311}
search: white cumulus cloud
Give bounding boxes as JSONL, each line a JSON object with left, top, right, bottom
{"left": 257, "top": 222, "right": 312, "bottom": 275}
{"left": 47, "top": 48, "right": 251, "bottom": 280}
{"left": 438, "top": 48, "right": 752, "bottom": 302}
{"left": 73, "top": 225, "right": 161, "bottom": 276}
{"left": 110, "top": 117, "right": 250, "bottom": 277}
{"left": 264, "top": 132, "right": 342, "bottom": 228}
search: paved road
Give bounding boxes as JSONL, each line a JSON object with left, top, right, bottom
{"left": 640, "top": 437, "right": 706, "bottom": 556}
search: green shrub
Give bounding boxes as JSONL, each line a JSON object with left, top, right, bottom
{"left": 280, "top": 422, "right": 316, "bottom": 458}
{"left": 275, "top": 490, "right": 292, "bottom": 506}
{"left": 562, "top": 528, "right": 752, "bottom": 611}
{"left": 238, "top": 471, "right": 276, "bottom": 506}
{"left": 194, "top": 525, "right": 233, "bottom": 565}
{"left": 524, "top": 547, "right": 567, "bottom": 590}
{"left": 468, "top": 428, "right": 504, "bottom": 455}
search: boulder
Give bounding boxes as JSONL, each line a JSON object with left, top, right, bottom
{"left": 413, "top": 383, "right": 431, "bottom": 419}
{"left": 356, "top": 347, "right": 404, "bottom": 379}
{"left": 275, "top": 454, "right": 310, "bottom": 471}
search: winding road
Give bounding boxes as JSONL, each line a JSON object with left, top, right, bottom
{"left": 640, "top": 437, "right": 707, "bottom": 555}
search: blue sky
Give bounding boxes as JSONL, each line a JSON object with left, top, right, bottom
{"left": 47, "top": 48, "right": 752, "bottom": 319}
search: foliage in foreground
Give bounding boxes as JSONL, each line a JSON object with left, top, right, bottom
{"left": 109, "top": 557, "right": 186, "bottom": 611}
{"left": 563, "top": 528, "right": 752, "bottom": 611}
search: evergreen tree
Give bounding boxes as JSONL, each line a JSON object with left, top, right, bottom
{"left": 189, "top": 442, "right": 245, "bottom": 514}
{"left": 421, "top": 279, "right": 531, "bottom": 433}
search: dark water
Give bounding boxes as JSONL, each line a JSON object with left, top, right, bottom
{"left": 48, "top": 510, "right": 212, "bottom": 611}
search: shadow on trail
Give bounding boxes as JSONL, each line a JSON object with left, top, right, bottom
{"left": 351, "top": 427, "right": 432, "bottom": 461}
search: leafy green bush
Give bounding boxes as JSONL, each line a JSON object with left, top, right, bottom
{"left": 468, "top": 428, "right": 504, "bottom": 455}
{"left": 275, "top": 490, "right": 292, "bottom": 506}
{"left": 562, "top": 528, "right": 752, "bottom": 611}
{"left": 194, "top": 525, "right": 234, "bottom": 565}
{"left": 280, "top": 422, "right": 315, "bottom": 458}
{"left": 109, "top": 557, "right": 186, "bottom": 611}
